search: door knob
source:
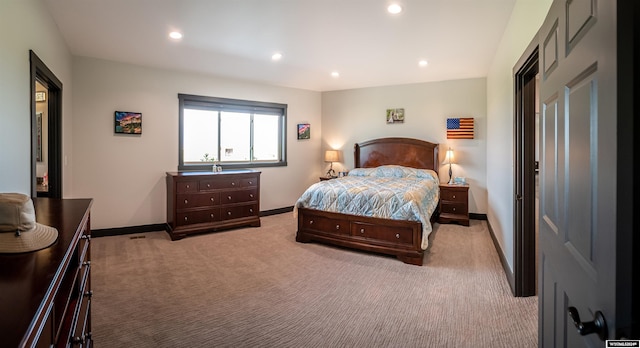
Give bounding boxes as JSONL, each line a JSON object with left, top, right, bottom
{"left": 567, "top": 307, "right": 608, "bottom": 341}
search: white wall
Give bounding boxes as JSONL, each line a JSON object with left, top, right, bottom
{"left": 0, "top": 0, "right": 73, "bottom": 194}
{"left": 72, "top": 57, "right": 322, "bottom": 229}
{"left": 321, "top": 78, "right": 487, "bottom": 214}
{"left": 486, "top": 0, "right": 552, "bottom": 271}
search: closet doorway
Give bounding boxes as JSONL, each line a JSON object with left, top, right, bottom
{"left": 30, "top": 50, "right": 62, "bottom": 199}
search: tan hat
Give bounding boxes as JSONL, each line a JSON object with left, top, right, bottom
{"left": 0, "top": 193, "right": 58, "bottom": 253}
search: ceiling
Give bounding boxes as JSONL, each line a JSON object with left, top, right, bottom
{"left": 44, "top": 0, "right": 517, "bottom": 92}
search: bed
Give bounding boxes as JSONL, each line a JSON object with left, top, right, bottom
{"left": 294, "top": 137, "right": 440, "bottom": 265}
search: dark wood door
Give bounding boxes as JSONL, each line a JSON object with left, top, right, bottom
{"left": 538, "top": 0, "right": 617, "bottom": 346}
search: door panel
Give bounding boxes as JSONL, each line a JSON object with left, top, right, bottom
{"left": 538, "top": 0, "right": 616, "bottom": 346}
{"left": 565, "top": 68, "right": 596, "bottom": 265}
{"left": 541, "top": 95, "right": 560, "bottom": 234}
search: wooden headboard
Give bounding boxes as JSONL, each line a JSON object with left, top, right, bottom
{"left": 354, "top": 137, "right": 439, "bottom": 173}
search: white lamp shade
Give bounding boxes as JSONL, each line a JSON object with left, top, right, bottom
{"left": 324, "top": 150, "right": 340, "bottom": 162}
{"left": 442, "top": 149, "right": 455, "bottom": 165}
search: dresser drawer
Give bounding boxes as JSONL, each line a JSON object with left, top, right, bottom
{"left": 220, "top": 204, "right": 258, "bottom": 220}
{"left": 220, "top": 188, "right": 258, "bottom": 204}
{"left": 176, "top": 181, "right": 198, "bottom": 193}
{"left": 176, "top": 209, "right": 219, "bottom": 226}
{"left": 441, "top": 201, "right": 468, "bottom": 215}
{"left": 70, "top": 288, "right": 91, "bottom": 346}
{"left": 351, "top": 222, "right": 414, "bottom": 245}
{"left": 176, "top": 193, "right": 219, "bottom": 210}
{"left": 301, "top": 213, "right": 350, "bottom": 235}
{"left": 241, "top": 177, "right": 259, "bottom": 187}
{"left": 440, "top": 189, "right": 467, "bottom": 202}
{"left": 200, "top": 177, "right": 241, "bottom": 191}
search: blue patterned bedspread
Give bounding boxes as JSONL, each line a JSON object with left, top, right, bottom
{"left": 294, "top": 165, "right": 440, "bottom": 250}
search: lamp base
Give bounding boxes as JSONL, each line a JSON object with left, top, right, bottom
{"left": 326, "top": 169, "right": 336, "bottom": 178}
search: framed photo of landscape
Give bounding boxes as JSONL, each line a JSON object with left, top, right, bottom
{"left": 297, "top": 123, "right": 310, "bottom": 140}
{"left": 114, "top": 111, "right": 142, "bottom": 134}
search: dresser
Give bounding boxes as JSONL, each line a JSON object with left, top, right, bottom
{"left": 438, "top": 184, "right": 470, "bottom": 226}
{"left": 166, "top": 170, "right": 261, "bottom": 240}
{"left": 0, "top": 198, "right": 93, "bottom": 347}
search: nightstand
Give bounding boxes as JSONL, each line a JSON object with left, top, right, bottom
{"left": 438, "top": 184, "right": 469, "bottom": 226}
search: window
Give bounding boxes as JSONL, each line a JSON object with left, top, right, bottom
{"left": 178, "top": 94, "right": 287, "bottom": 170}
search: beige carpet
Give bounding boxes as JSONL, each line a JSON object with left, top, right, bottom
{"left": 91, "top": 214, "right": 537, "bottom": 348}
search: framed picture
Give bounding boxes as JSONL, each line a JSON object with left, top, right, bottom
{"left": 114, "top": 111, "right": 142, "bottom": 134}
{"left": 386, "top": 108, "right": 405, "bottom": 123}
{"left": 297, "top": 123, "right": 310, "bottom": 140}
{"left": 35, "top": 91, "right": 46, "bottom": 102}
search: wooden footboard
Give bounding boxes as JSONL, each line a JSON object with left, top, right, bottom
{"left": 296, "top": 207, "right": 425, "bottom": 265}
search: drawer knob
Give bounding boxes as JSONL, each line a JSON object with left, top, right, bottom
{"left": 336, "top": 224, "right": 340, "bottom": 230}
{"left": 360, "top": 228, "right": 365, "bottom": 233}
{"left": 228, "top": 211, "right": 232, "bottom": 216}
{"left": 249, "top": 181, "right": 253, "bottom": 185}
{"left": 210, "top": 213, "right": 214, "bottom": 218}
{"left": 249, "top": 194, "right": 254, "bottom": 198}
{"left": 184, "top": 216, "right": 188, "bottom": 221}
{"left": 249, "top": 208, "right": 253, "bottom": 213}
{"left": 207, "top": 183, "right": 211, "bottom": 188}
{"left": 395, "top": 233, "right": 400, "bottom": 239}
{"left": 453, "top": 207, "right": 456, "bottom": 211}
{"left": 452, "top": 195, "right": 456, "bottom": 199}
{"left": 228, "top": 196, "right": 232, "bottom": 200}
{"left": 184, "top": 199, "right": 188, "bottom": 204}
{"left": 186, "top": 184, "right": 190, "bottom": 189}
{"left": 210, "top": 197, "right": 214, "bottom": 202}
{"left": 232, "top": 182, "right": 236, "bottom": 186}
{"left": 310, "top": 220, "right": 314, "bottom": 224}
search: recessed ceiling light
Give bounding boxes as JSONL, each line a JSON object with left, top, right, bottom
{"left": 169, "top": 31, "right": 183, "bottom": 40}
{"left": 331, "top": 71, "right": 340, "bottom": 78}
{"left": 419, "top": 60, "right": 428, "bottom": 67}
{"left": 271, "top": 53, "right": 283, "bottom": 61}
{"left": 387, "top": 4, "right": 402, "bottom": 14}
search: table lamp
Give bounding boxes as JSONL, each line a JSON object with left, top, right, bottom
{"left": 324, "top": 150, "right": 340, "bottom": 178}
{"left": 442, "top": 148, "right": 455, "bottom": 184}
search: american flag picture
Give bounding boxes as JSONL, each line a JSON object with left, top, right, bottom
{"left": 446, "top": 118, "right": 474, "bottom": 139}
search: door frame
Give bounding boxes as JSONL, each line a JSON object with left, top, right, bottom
{"left": 616, "top": 0, "right": 639, "bottom": 339}
{"left": 513, "top": 41, "right": 539, "bottom": 297}
{"left": 30, "top": 50, "right": 62, "bottom": 199}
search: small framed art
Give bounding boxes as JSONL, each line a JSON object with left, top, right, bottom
{"left": 386, "top": 108, "right": 404, "bottom": 123}
{"left": 297, "top": 123, "right": 310, "bottom": 140}
{"left": 115, "top": 111, "right": 142, "bottom": 134}
{"left": 35, "top": 91, "right": 46, "bottom": 102}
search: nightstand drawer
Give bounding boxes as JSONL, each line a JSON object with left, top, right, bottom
{"left": 441, "top": 202, "right": 468, "bottom": 215}
{"left": 440, "top": 189, "right": 467, "bottom": 202}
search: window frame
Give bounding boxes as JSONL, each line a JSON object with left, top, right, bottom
{"left": 178, "top": 94, "right": 287, "bottom": 171}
